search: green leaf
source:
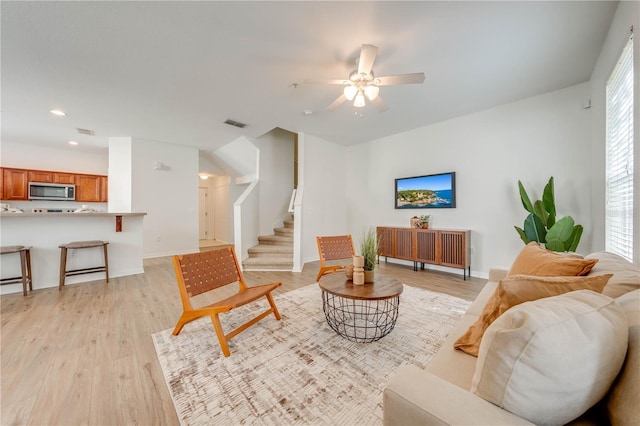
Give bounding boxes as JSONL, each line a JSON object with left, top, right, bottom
{"left": 566, "top": 225, "right": 583, "bottom": 252}
{"left": 545, "top": 216, "right": 575, "bottom": 252}
{"left": 514, "top": 226, "right": 530, "bottom": 245}
{"left": 542, "top": 177, "right": 556, "bottom": 226}
{"left": 533, "top": 200, "right": 549, "bottom": 227}
{"left": 524, "top": 213, "right": 546, "bottom": 243}
{"left": 518, "top": 181, "right": 534, "bottom": 213}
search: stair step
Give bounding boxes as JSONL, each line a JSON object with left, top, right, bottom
{"left": 258, "top": 235, "right": 293, "bottom": 245}
{"left": 248, "top": 245, "right": 293, "bottom": 258}
{"left": 283, "top": 220, "right": 294, "bottom": 228}
{"left": 274, "top": 227, "right": 293, "bottom": 237}
{"left": 242, "top": 257, "right": 293, "bottom": 271}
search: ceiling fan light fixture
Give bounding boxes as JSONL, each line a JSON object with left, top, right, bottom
{"left": 364, "top": 85, "right": 379, "bottom": 101}
{"left": 344, "top": 85, "right": 358, "bottom": 101}
{"left": 354, "top": 92, "right": 366, "bottom": 108}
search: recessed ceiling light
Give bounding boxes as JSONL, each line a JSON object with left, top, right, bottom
{"left": 68, "top": 141, "right": 79, "bottom": 145}
{"left": 50, "top": 109, "right": 67, "bottom": 116}
{"left": 199, "top": 174, "right": 209, "bottom": 180}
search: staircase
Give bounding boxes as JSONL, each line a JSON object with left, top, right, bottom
{"left": 242, "top": 217, "right": 294, "bottom": 271}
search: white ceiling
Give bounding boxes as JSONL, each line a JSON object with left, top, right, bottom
{"left": 1, "top": 1, "right": 617, "bottom": 154}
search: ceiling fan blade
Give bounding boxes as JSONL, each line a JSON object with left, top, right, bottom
{"left": 357, "top": 44, "right": 378, "bottom": 77}
{"left": 371, "top": 96, "right": 388, "bottom": 112}
{"left": 326, "top": 94, "right": 346, "bottom": 111}
{"left": 374, "top": 73, "right": 425, "bottom": 86}
{"left": 304, "top": 79, "right": 348, "bottom": 85}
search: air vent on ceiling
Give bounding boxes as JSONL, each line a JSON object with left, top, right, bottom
{"left": 223, "top": 119, "right": 247, "bottom": 128}
{"left": 76, "top": 128, "right": 95, "bottom": 136}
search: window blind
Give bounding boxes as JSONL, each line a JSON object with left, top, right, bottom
{"left": 606, "top": 34, "right": 634, "bottom": 262}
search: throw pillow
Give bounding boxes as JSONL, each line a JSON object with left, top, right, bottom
{"left": 586, "top": 251, "right": 640, "bottom": 298}
{"left": 453, "top": 274, "right": 612, "bottom": 356}
{"left": 471, "top": 290, "right": 628, "bottom": 425}
{"left": 509, "top": 242, "right": 598, "bottom": 276}
{"left": 607, "top": 289, "right": 640, "bottom": 425}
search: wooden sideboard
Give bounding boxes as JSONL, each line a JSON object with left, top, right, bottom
{"left": 377, "top": 227, "right": 471, "bottom": 279}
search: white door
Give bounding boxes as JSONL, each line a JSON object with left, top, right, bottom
{"left": 199, "top": 187, "right": 209, "bottom": 240}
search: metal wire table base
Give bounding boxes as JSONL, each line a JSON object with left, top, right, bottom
{"left": 321, "top": 291, "right": 400, "bottom": 342}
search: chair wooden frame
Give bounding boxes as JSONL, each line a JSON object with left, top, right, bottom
{"left": 172, "top": 246, "right": 281, "bottom": 357}
{"left": 315, "top": 235, "right": 356, "bottom": 281}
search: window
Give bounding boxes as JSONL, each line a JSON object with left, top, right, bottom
{"left": 606, "top": 33, "right": 634, "bottom": 262}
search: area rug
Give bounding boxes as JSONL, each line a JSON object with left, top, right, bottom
{"left": 152, "top": 283, "right": 471, "bottom": 425}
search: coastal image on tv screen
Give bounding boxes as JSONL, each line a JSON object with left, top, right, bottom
{"left": 395, "top": 172, "right": 456, "bottom": 209}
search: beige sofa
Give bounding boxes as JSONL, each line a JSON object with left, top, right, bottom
{"left": 383, "top": 251, "right": 640, "bottom": 425}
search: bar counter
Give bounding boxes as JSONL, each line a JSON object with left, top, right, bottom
{"left": 0, "top": 212, "right": 146, "bottom": 295}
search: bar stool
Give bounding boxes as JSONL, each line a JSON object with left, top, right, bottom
{"left": 59, "top": 240, "right": 109, "bottom": 290}
{"left": 0, "top": 245, "right": 33, "bottom": 296}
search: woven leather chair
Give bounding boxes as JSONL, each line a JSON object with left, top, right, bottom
{"left": 315, "top": 235, "right": 356, "bottom": 281}
{"left": 172, "top": 246, "right": 282, "bottom": 357}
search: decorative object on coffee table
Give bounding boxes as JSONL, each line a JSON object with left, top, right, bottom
{"left": 353, "top": 255, "right": 364, "bottom": 285}
{"left": 360, "top": 227, "right": 379, "bottom": 283}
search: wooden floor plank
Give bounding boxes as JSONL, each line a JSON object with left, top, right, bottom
{"left": 1, "top": 254, "right": 485, "bottom": 425}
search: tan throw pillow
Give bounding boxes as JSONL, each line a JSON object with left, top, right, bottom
{"left": 471, "top": 290, "right": 628, "bottom": 425}
{"left": 509, "top": 242, "right": 598, "bottom": 276}
{"left": 453, "top": 274, "right": 612, "bottom": 356}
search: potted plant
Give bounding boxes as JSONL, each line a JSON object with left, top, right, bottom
{"left": 419, "top": 215, "right": 431, "bottom": 229}
{"left": 514, "top": 177, "right": 583, "bottom": 252}
{"left": 360, "top": 227, "right": 379, "bottom": 283}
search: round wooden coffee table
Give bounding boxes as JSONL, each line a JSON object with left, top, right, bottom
{"left": 318, "top": 273, "right": 404, "bottom": 342}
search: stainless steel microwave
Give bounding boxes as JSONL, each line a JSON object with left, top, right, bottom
{"left": 28, "top": 182, "right": 76, "bottom": 201}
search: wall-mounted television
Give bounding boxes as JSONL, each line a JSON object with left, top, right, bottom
{"left": 395, "top": 172, "right": 456, "bottom": 209}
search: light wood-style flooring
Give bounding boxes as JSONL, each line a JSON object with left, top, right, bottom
{"left": 1, "top": 255, "right": 485, "bottom": 425}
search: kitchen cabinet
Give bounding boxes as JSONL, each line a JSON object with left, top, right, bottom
{"left": 76, "top": 175, "right": 102, "bottom": 202}
{"left": 2, "top": 168, "right": 29, "bottom": 200}
{"left": 1, "top": 167, "right": 108, "bottom": 202}
{"left": 28, "top": 170, "right": 53, "bottom": 183}
{"left": 99, "top": 176, "right": 108, "bottom": 202}
{"left": 377, "top": 226, "right": 471, "bottom": 279}
{"left": 53, "top": 173, "right": 76, "bottom": 184}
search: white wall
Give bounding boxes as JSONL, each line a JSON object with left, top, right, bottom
{"left": 234, "top": 181, "right": 259, "bottom": 261}
{"left": 108, "top": 137, "right": 133, "bottom": 212}
{"left": 214, "top": 136, "right": 258, "bottom": 178}
{"left": 589, "top": 0, "right": 639, "bottom": 264}
{"left": 257, "top": 128, "right": 295, "bottom": 234}
{"left": 130, "top": 138, "right": 199, "bottom": 258}
{"left": 0, "top": 141, "right": 107, "bottom": 174}
{"left": 345, "top": 82, "right": 593, "bottom": 277}
{"left": 300, "top": 133, "right": 348, "bottom": 264}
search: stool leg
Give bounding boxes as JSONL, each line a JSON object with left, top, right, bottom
{"left": 59, "top": 247, "right": 67, "bottom": 290}
{"left": 19, "top": 250, "right": 28, "bottom": 297}
{"left": 25, "top": 248, "right": 33, "bottom": 291}
{"left": 103, "top": 244, "right": 109, "bottom": 283}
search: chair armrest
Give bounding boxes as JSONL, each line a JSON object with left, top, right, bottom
{"left": 383, "top": 365, "right": 533, "bottom": 425}
{"left": 488, "top": 266, "right": 510, "bottom": 282}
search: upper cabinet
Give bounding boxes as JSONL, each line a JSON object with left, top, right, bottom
{"left": 2, "top": 168, "right": 29, "bottom": 200}
{"left": 75, "top": 174, "right": 102, "bottom": 202}
{"left": 1, "top": 167, "right": 107, "bottom": 202}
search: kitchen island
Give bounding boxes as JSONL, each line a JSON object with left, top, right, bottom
{"left": 0, "top": 212, "right": 146, "bottom": 295}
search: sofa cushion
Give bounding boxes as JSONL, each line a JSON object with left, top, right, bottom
{"left": 471, "top": 290, "right": 628, "bottom": 425}
{"left": 509, "top": 242, "right": 598, "bottom": 276}
{"left": 453, "top": 274, "right": 612, "bottom": 356}
{"left": 607, "top": 289, "right": 640, "bottom": 425}
{"left": 586, "top": 252, "right": 640, "bottom": 298}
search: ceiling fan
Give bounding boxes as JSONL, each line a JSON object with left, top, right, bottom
{"left": 306, "top": 44, "right": 425, "bottom": 112}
